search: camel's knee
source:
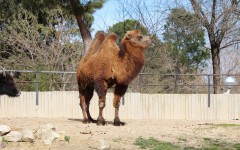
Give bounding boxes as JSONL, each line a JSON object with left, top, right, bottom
{"left": 113, "top": 101, "right": 120, "bottom": 108}
{"left": 98, "top": 96, "right": 106, "bottom": 109}
{"left": 113, "top": 95, "right": 121, "bottom": 108}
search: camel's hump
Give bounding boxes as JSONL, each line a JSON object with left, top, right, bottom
{"left": 94, "top": 31, "right": 106, "bottom": 40}
{"left": 106, "top": 32, "right": 118, "bottom": 42}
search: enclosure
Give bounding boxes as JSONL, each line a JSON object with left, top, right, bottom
{"left": 1, "top": 70, "right": 240, "bottom": 120}
{"left": 1, "top": 71, "right": 240, "bottom": 149}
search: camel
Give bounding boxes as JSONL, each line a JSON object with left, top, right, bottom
{"left": 76, "top": 30, "right": 152, "bottom": 126}
{"left": 0, "top": 67, "right": 21, "bottom": 97}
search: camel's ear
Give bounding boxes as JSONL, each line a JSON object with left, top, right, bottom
{"left": 0, "top": 67, "right": 6, "bottom": 77}
{"left": 125, "top": 34, "right": 132, "bottom": 40}
{"left": 10, "top": 72, "right": 21, "bottom": 78}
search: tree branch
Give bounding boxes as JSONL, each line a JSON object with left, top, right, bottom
{"left": 189, "top": 0, "right": 210, "bottom": 28}
{"left": 216, "top": 0, "right": 239, "bottom": 44}
{"left": 220, "top": 40, "right": 240, "bottom": 49}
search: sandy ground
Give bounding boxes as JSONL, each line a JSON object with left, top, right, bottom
{"left": 1, "top": 118, "right": 240, "bottom": 150}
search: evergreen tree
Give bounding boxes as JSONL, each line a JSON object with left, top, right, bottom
{"left": 0, "top": 0, "right": 106, "bottom": 53}
{"left": 163, "top": 8, "right": 210, "bottom": 73}
{"left": 108, "top": 19, "right": 149, "bottom": 42}
{"left": 163, "top": 8, "right": 210, "bottom": 93}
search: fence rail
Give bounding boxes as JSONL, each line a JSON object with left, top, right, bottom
{"left": 1, "top": 91, "right": 240, "bottom": 120}
{"left": 5, "top": 70, "right": 240, "bottom": 94}
{"left": 5, "top": 70, "right": 240, "bottom": 110}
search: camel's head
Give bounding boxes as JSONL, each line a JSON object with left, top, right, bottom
{"left": 122, "top": 30, "right": 153, "bottom": 49}
{"left": 0, "top": 67, "right": 21, "bottom": 97}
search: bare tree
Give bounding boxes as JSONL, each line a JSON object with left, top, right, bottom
{"left": 221, "top": 43, "right": 240, "bottom": 74}
{"left": 189, "top": 0, "right": 240, "bottom": 93}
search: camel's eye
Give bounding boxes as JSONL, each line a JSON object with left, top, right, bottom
{"left": 137, "top": 35, "right": 142, "bottom": 40}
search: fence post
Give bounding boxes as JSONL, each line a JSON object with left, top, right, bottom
{"left": 36, "top": 69, "right": 39, "bottom": 106}
{"left": 122, "top": 96, "right": 125, "bottom": 105}
{"left": 208, "top": 74, "right": 210, "bottom": 107}
{"left": 138, "top": 74, "right": 142, "bottom": 93}
{"left": 174, "top": 73, "right": 180, "bottom": 94}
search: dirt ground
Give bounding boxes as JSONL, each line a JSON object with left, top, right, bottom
{"left": 1, "top": 117, "right": 240, "bottom": 150}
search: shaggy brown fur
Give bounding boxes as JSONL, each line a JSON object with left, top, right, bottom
{"left": 76, "top": 30, "right": 152, "bottom": 126}
{"left": 0, "top": 67, "right": 21, "bottom": 97}
{"left": 80, "top": 31, "right": 106, "bottom": 64}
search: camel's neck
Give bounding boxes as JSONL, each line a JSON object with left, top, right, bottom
{"left": 119, "top": 43, "right": 145, "bottom": 61}
{"left": 125, "top": 43, "right": 145, "bottom": 65}
{"left": 116, "top": 43, "right": 145, "bottom": 84}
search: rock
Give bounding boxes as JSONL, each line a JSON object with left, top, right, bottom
{"left": 57, "top": 131, "right": 66, "bottom": 141}
{"left": 3, "top": 131, "right": 22, "bottom": 142}
{"left": 0, "top": 137, "right": 7, "bottom": 148}
{"left": 35, "top": 123, "right": 60, "bottom": 145}
{"left": 0, "top": 125, "right": 11, "bottom": 136}
{"left": 35, "top": 128, "right": 47, "bottom": 139}
{"left": 36, "top": 124, "right": 55, "bottom": 139}
{"left": 0, "top": 123, "right": 61, "bottom": 145}
{"left": 39, "top": 124, "right": 56, "bottom": 131}
{"left": 22, "top": 129, "right": 35, "bottom": 142}
{"left": 42, "top": 131, "right": 60, "bottom": 145}
{"left": 99, "top": 139, "right": 111, "bottom": 150}
{"left": 0, "top": 142, "right": 7, "bottom": 149}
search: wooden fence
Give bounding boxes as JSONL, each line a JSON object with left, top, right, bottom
{"left": 0, "top": 91, "right": 240, "bottom": 120}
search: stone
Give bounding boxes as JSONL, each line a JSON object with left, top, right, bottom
{"left": 57, "top": 131, "right": 66, "bottom": 141}
{"left": 99, "top": 139, "right": 111, "bottom": 150}
{"left": 42, "top": 131, "right": 60, "bottom": 145}
{"left": 22, "top": 129, "right": 35, "bottom": 142}
{"left": 35, "top": 128, "right": 47, "bottom": 139}
{"left": 35, "top": 125, "right": 60, "bottom": 145}
{"left": 0, "top": 136, "right": 7, "bottom": 148}
{"left": 39, "top": 124, "right": 56, "bottom": 131}
{"left": 36, "top": 123, "right": 55, "bottom": 139}
{"left": 0, "top": 125, "right": 11, "bottom": 136}
{"left": 3, "top": 131, "right": 22, "bottom": 142}
{"left": 0, "top": 142, "right": 7, "bottom": 149}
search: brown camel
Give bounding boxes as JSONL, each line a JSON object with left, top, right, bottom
{"left": 76, "top": 30, "right": 152, "bottom": 126}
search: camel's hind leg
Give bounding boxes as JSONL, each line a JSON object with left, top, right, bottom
{"left": 113, "top": 84, "right": 128, "bottom": 126}
{"left": 79, "top": 86, "right": 95, "bottom": 123}
{"left": 85, "top": 86, "right": 96, "bottom": 123}
{"left": 79, "top": 93, "right": 89, "bottom": 123}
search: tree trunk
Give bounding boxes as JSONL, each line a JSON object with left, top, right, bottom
{"left": 75, "top": 15, "right": 92, "bottom": 53}
{"left": 211, "top": 45, "right": 221, "bottom": 94}
{"left": 70, "top": 0, "right": 92, "bottom": 54}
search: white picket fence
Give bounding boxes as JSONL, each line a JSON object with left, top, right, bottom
{"left": 0, "top": 91, "right": 240, "bottom": 120}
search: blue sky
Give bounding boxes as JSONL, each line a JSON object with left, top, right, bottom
{"left": 91, "top": 0, "right": 191, "bottom": 36}
{"left": 92, "top": 0, "right": 120, "bottom": 35}
{"left": 91, "top": 0, "right": 164, "bottom": 35}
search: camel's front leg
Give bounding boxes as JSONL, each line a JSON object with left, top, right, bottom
{"left": 113, "top": 84, "right": 128, "bottom": 126}
{"left": 94, "top": 81, "right": 107, "bottom": 125}
{"left": 97, "top": 96, "right": 106, "bottom": 125}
